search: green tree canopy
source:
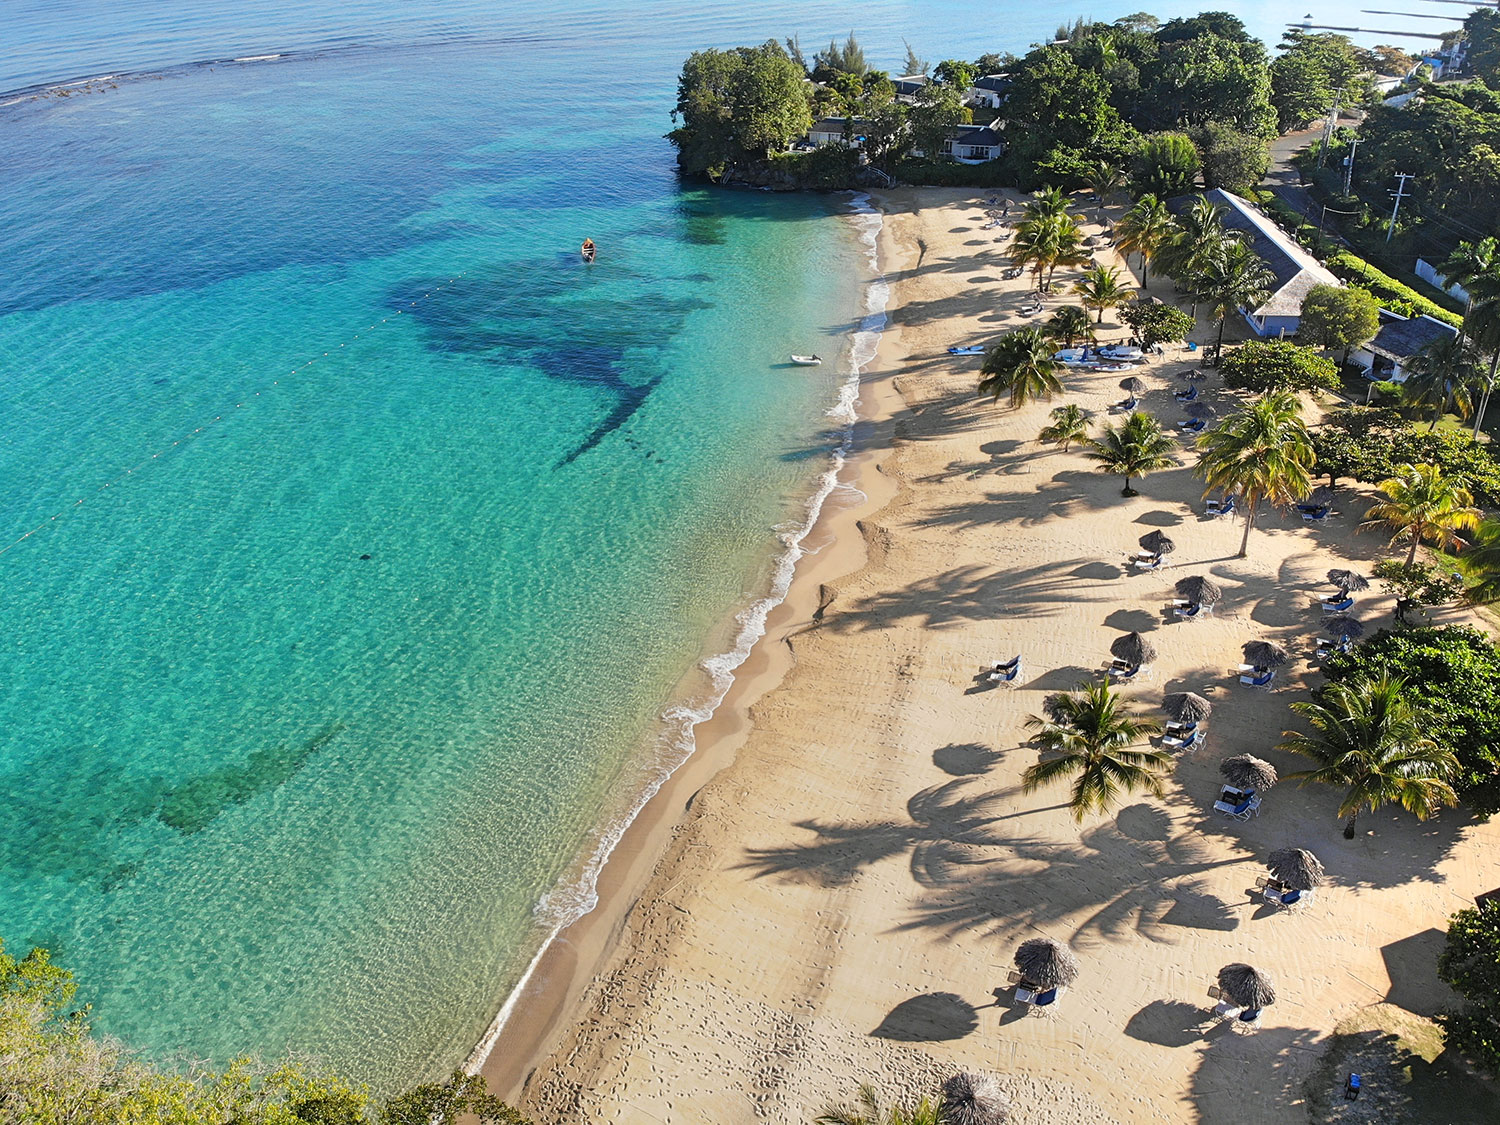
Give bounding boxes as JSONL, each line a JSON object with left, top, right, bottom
{"left": 1003, "top": 45, "right": 1137, "bottom": 184}
{"left": 1323, "top": 626, "right": 1500, "bottom": 815}
{"left": 1085, "top": 410, "right": 1178, "bottom": 495}
{"left": 1119, "top": 299, "right": 1194, "bottom": 350}
{"left": 1439, "top": 899, "right": 1500, "bottom": 1074}
{"left": 1361, "top": 462, "right": 1481, "bottom": 566}
{"left": 1295, "top": 284, "right": 1382, "bottom": 364}
{"left": 978, "top": 327, "right": 1065, "bottom": 408}
{"left": 670, "top": 42, "right": 813, "bottom": 177}
{"left": 1022, "top": 679, "right": 1168, "bottom": 820}
{"left": 1141, "top": 33, "right": 1276, "bottom": 138}
{"left": 1131, "top": 132, "right": 1200, "bottom": 197}
{"left": 1220, "top": 339, "right": 1340, "bottom": 394}
{"left": 1195, "top": 389, "right": 1314, "bottom": 556}
{"left": 1191, "top": 122, "right": 1270, "bottom": 195}
{"left": 812, "top": 32, "right": 868, "bottom": 78}
{"left": 908, "top": 82, "right": 970, "bottom": 163}
{"left": 1270, "top": 30, "right": 1366, "bottom": 132}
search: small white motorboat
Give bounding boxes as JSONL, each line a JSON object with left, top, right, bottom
{"left": 790, "top": 354, "right": 822, "bottom": 365}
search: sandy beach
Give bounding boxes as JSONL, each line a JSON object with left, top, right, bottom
{"left": 491, "top": 187, "right": 1500, "bottom": 1123}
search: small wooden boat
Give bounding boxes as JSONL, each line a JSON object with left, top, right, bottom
{"left": 789, "top": 354, "right": 822, "bottom": 366}
{"left": 581, "top": 238, "right": 596, "bottom": 263}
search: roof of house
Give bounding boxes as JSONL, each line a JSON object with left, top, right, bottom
{"left": 809, "top": 117, "right": 870, "bottom": 133}
{"left": 973, "top": 74, "right": 1011, "bottom": 93}
{"left": 1167, "top": 189, "right": 1341, "bottom": 320}
{"left": 1365, "top": 310, "right": 1458, "bottom": 363}
{"left": 953, "top": 125, "right": 1001, "bottom": 147}
{"left": 892, "top": 75, "right": 928, "bottom": 96}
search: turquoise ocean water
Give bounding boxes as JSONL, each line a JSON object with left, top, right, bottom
{"left": 0, "top": 0, "right": 1393, "bottom": 1091}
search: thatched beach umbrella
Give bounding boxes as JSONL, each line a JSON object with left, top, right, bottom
{"left": 1139, "top": 530, "right": 1177, "bottom": 556}
{"left": 1307, "top": 485, "right": 1336, "bottom": 506}
{"left": 1182, "top": 401, "right": 1217, "bottom": 418}
{"left": 1221, "top": 754, "right": 1279, "bottom": 791}
{"left": 1174, "top": 575, "right": 1223, "bottom": 605}
{"left": 940, "top": 1072, "right": 1011, "bottom": 1125}
{"left": 1217, "top": 963, "right": 1276, "bottom": 1010}
{"left": 1162, "top": 691, "right": 1212, "bottom": 723}
{"left": 1014, "top": 937, "right": 1080, "bottom": 989}
{"left": 1323, "top": 615, "right": 1365, "bottom": 639}
{"left": 1110, "top": 631, "right": 1157, "bottom": 667}
{"left": 1243, "top": 640, "right": 1289, "bottom": 668}
{"left": 1120, "top": 376, "right": 1148, "bottom": 393}
{"left": 1327, "top": 569, "right": 1370, "bottom": 593}
{"left": 1266, "top": 847, "right": 1326, "bottom": 892}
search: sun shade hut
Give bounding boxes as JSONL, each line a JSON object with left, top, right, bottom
{"left": 1266, "top": 847, "right": 1326, "bottom": 892}
{"left": 1139, "top": 530, "right": 1177, "bottom": 556}
{"left": 1014, "top": 937, "right": 1080, "bottom": 989}
{"left": 1323, "top": 615, "right": 1364, "bottom": 639}
{"left": 1221, "top": 754, "right": 1279, "bottom": 791}
{"left": 1327, "top": 569, "right": 1370, "bottom": 593}
{"left": 1174, "top": 575, "right": 1223, "bottom": 605}
{"left": 1217, "top": 963, "right": 1276, "bottom": 1010}
{"left": 1182, "top": 401, "right": 1218, "bottom": 418}
{"left": 940, "top": 1072, "right": 1011, "bottom": 1125}
{"left": 1120, "top": 376, "right": 1148, "bottom": 393}
{"left": 1162, "top": 691, "right": 1212, "bottom": 722}
{"left": 1243, "top": 640, "right": 1289, "bottom": 668}
{"left": 1110, "top": 632, "right": 1157, "bottom": 667}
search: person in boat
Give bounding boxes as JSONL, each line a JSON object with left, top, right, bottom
{"left": 581, "top": 238, "right": 596, "bottom": 261}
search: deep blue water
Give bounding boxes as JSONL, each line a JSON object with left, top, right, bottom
{"left": 0, "top": 0, "right": 1405, "bottom": 1092}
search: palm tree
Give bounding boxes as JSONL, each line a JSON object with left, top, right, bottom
{"left": 1073, "top": 264, "right": 1134, "bottom": 324}
{"left": 1157, "top": 196, "right": 1238, "bottom": 318}
{"left": 1084, "top": 161, "right": 1126, "bottom": 221}
{"left": 1466, "top": 271, "right": 1500, "bottom": 440}
{"left": 1043, "top": 214, "right": 1089, "bottom": 287}
{"left": 1280, "top": 673, "right": 1458, "bottom": 838}
{"left": 1084, "top": 410, "right": 1178, "bottom": 496}
{"left": 1440, "top": 236, "right": 1497, "bottom": 346}
{"left": 1360, "top": 462, "right": 1481, "bottom": 566}
{"left": 1008, "top": 215, "right": 1062, "bottom": 286}
{"left": 815, "top": 1085, "right": 941, "bottom": 1125}
{"left": 1114, "top": 194, "right": 1176, "bottom": 290}
{"left": 1459, "top": 517, "right": 1500, "bottom": 604}
{"left": 1045, "top": 304, "right": 1095, "bottom": 347}
{"left": 1023, "top": 184, "right": 1072, "bottom": 221}
{"left": 1401, "top": 334, "right": 1478, "bottom": 429}
{"left": 1194, "top": 390, "right": 1314, "bottom": 557}
{"left": 978, "top": 327, "right": 1064, "bottom": 408}
{"left": 1022, "top": 679, "right": 1168, "bottom": 822}
{"left": 1038, "top": 403, "right": 1091, "bottom": 451}
{"left": 1195, "top": 241, "right": 1274, "bottom": 353}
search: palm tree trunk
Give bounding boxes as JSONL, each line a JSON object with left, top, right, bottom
{"left": 1473, "top": 350, "right": 1499, "bottom": 442}
{"left": 1122, "top": 474, "right": 1133, "bottom": 496}
{"left": 1237, "top": 497, "right": 1255, "bottom": 558}
{"left": 1096, "top": 306, "right": 1104, "bottom": 324}
{"left": 1343, "top": 809, "right": 1359, "bottom": 838}
{"left": 1216, "top": 314, "right": 1227, "bottom": 353}
{"left": 1406, "top": 526, "right": 1422, "bottom": 567}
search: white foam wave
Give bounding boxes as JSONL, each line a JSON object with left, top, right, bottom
{"left": 467, "top": 191, "right": 889, "bottom": 1073}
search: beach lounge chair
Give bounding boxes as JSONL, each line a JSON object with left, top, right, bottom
{"left": 1162, "top": 728, "right": 1202, "bottom": 751}
{"left": 1164, "top": 720, "right": 1198, "bottom": 735}
{"left": 1302, "top": 506, "right": 1330, "bottom": 523}
{"left": 1132, "top": 554, "right": 1162, "bottom": 570}
{"left": 1112, "top": 661, "right": 1145, "bottom": 680}
{"left": 1206, "top": 495, "right": 1238, "bottom": 518}
{"left": 1239, "top": 669, "right": 1275, "bottom": 688}
{"left": 1296, "top": 501, "right": 1325, "bottom": 513}
{"left": 1178, "top": 417, "right": 1206, "bottom": 432}
{"left": 1321, "top": 596, "right": 1354, "bottom": 613}
{"left": 988, "top": 657, "right": 1022, "bottom": 684}
{"left": 1173, "top": 602, "right": 1203, "bottom": 619}
{"left": 1174, "top": 385, "right": 1198, "bottom": 402}
{"left": 1112, "top": 396, "right": 1137, "bottom": 411}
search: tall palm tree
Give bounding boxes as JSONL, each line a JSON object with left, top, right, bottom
{"left": 1045, "top": 304, "right": 1095, "bottom": 347}
{"left": 1401, "top": 334, "right": 1478, "bottom": 429}
{"left": 1280, "top": 673, "right": 1458, "bottom": 838}
{"left": 1440, "top": 236, "right": 1497, "bottom": 346}
{"left": 1043, "top": 214, "right": 1089, "bottom": 287}
{"left": 1084, "top": 161, "right": 1126, "bottom": 221}
{"left": 1360, "top": 462, "right": 1481, "bottom": 566}
{"left": 1085, "top": 410, "right": 1178, "bottom": 496}
{"left": 1466, "top": 271, "right": 1500, "bottom": 440}
{"left": 1073, "top": 264, "right": 1134, "bottom": 324}
{"left": 1194, "top": 390, "right": 1314, "bottom": 558}
{"left": 978, "top": 327, "right": 1064, "bottom": 408}
{"left": 1195, "top": 241, "right": 1274, "bottom": 353}
{"left": 1038, "top": 403, "right": 1091, "bottom": 451}
{"left": 815, "top": 1084, "right": 941, "bottom": 1125}
{"left": 1157, "top": 196, "right": 1238, "bottom": 318}
{"left": 1114, "top": 194, "right": 1176, "bottom": 290}
{"left": 1008, "top": 215, "right": 1062, "bottom": 286}
{"left": 1022, "top": 679, "right": 1168, "bottom": 822}
{"left": 1458, "top": 517, "right": 1500, "bottom": 604}
{"left": 1024, "top": 184, "right": 1072, "bottom": 221}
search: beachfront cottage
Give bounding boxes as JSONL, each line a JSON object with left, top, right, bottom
{"left": 967, "top": 73, "right": 1011, "bottom": 110}
{"left": 807, "top": 118, "right": 870, "bottom": 149}
{"left": 1349, "top": 309, "right": 1459, "bottom": 384}
{"left": 1166, "top": 189, "right": 1342, "bottom": 339}
{"left": 946, "top": 124, "right": 1003, "bottom": 163}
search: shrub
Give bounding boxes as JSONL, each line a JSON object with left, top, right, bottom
{"left": 1220, "top": 340, "right": 1340, "bottom": 394}
{"left": 1439, "top": 899, "right": 1500, "bottom": 1073}
{"left": 1326, "top": 251, "right": 1464, "bottom": 327}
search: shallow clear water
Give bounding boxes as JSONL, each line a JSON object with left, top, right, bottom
{"left": 0, "top": 0, "right": 1370, "bottom": 1092}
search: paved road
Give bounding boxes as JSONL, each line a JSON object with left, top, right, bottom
{"left": 1262, "top": 116, "right": 1362, "bottom": 243}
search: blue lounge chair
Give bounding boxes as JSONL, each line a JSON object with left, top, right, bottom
{"left": 988, "top": 657, "right": 1022, "bottom": 684}
{"left": 1302, "top": 506, "right": 1330, "bottom": 522}
{"left": 1113, "top": 662, "right": 1143, "bottom": 680}
{"left": 1279, "top": 889, "right": 1302, "bottom": 906}
{"left": 1173, "top": 602, "right": 1202, "bottom": 619}
{"left": 1296, "top": 501, "right": 1324, "bottom": 513}
{"left": 1240, "top": 669, "right": 1275, "bottom": 688}
{"left": 1321, "top": 596, "right": 1354, "bottom": 613}
{"left": 1162, "top": 728, "right": 1202, "bottom": 750}
{"left": 1165, "top": 720, "right": 1198, "bottom": 735}
{"left": 1178, "top": 417, "right": 1206, "bottom": 432}
{"left": 1113, "top": 396, "right": 1137, "bottom": 411}
{"left": 1217, "top": 496, "right": 1237, "bottom": 517}
{"left": 1186, "top": 341, "right": 1198, "bottom": 353}
{"left": 1175, "top": 385, "right": 1198, "bottom": 402}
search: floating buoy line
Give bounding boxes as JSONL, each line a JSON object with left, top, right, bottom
{"left": 0, "top": 273, "right": 469, "bottom": 559}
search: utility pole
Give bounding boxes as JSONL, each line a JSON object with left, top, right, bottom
{"left": 1386, "top": 172, "right": 1413, "bottom": 243}
{"left": 1318, "top": 87, "right": 1342, "bottom": 167}
{"left": 1342, "top": 136, "right": 1360, "bottom": 196}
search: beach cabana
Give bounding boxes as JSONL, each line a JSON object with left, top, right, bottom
{"left": 1221, "top": 754, "right": 1278, "bottom": 792}
{"left": 1137, "top": 531, "right": 1176, "bottom": 562}
{"left": 1265, "top": 847, "right": 1326, "bottom": 903}
{"left": 1215, "top": 963, "right": 1276, "bottom": 1020}
{"left": 1162, "top": 691, "right": 1211, "bottom": 723}
{"left": 1182, "top": 401, "right": 1217, "bottom": 419}
{"left": 1174, "top": 575, "right": 1223, "bottom": 605}
{"left": 1327, "top": 568, "right": 1369, "bottom": 593}
{"left": 1119, "top": 376, "right": 1148, "bottom": 394}
{"left": 1321, "top": 615, "right": 1364, "bottom": 641}
{"left": 1242, "top": 640, "right": 1288, "bottom": 669}
{"left": 1110, "top": 632, "right": 1157, "bottom": 676}
{"left": 1014, "top": 937, "right": 1079, "bottom": 989}
{"left": 940, "top": 1072, "right": 1011, "bottom": 1125}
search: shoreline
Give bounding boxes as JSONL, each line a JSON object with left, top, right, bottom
{"left": 471, "top": 193, "right": 906, "bottom": 1095}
